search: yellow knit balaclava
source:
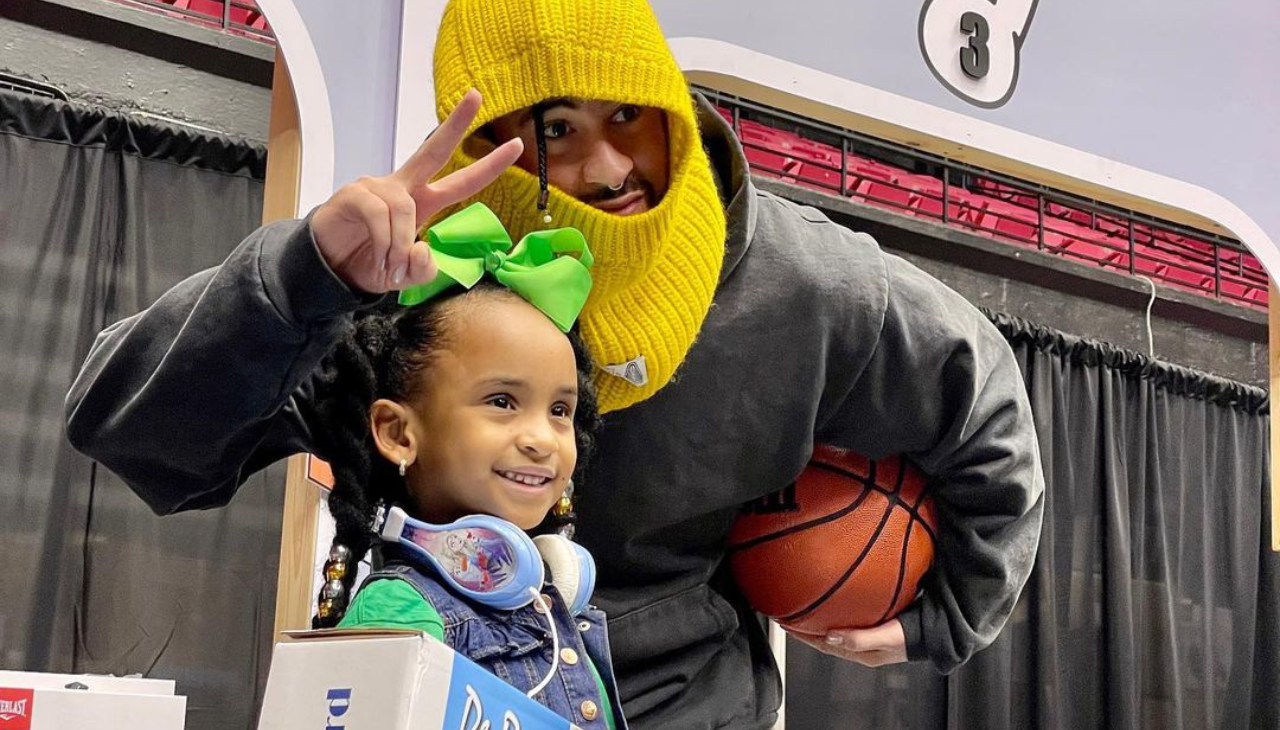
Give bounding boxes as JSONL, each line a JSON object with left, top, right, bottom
{"left": 433, "top": 0, "right": 727, "bottom": 413}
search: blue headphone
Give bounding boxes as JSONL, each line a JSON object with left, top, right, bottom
{"left": 374, "top": 505, "right": 597, "bottom": 616}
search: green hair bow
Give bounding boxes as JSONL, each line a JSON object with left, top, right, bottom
{"left": 398, "top": 203, "right": 594, "bottom": 332}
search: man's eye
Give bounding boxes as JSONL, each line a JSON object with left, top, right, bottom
{"left": 612, "top": 105, "right": 641, "bottom": 123}
{"left": 542, "top": 120, "right": 570, "bottom": 139}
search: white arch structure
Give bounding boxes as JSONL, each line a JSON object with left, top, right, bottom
{"left": 252, "top": 0, "right": 335, "bottom": 213}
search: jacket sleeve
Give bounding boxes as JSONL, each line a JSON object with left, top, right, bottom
{"left": 64, "top": 215, "right": 375, "bottom": 514}
{"left": 817, "top": 250, "right": 1045, "bottom": 674}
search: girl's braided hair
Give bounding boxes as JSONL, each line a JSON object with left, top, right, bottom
{"left": 310, "top": 283, "right": 600, "bottom": 627}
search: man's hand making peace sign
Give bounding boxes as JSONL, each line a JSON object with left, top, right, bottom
{"left": 311, "top": 89, "right": 523, "bottom": 295}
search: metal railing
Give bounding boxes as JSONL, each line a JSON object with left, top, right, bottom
{"left": 698, "top": 86, "right": 1268, "bottom": 310}
{"left": 113, "top": 0, "right": 274, "bottom": 41}
{"left": 0, "top": 72, "right": 68, "bottom": 101}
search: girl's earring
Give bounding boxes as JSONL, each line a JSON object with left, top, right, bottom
{"left": 399, "top": 458, "right": 408, "bottom": 477}
{"left": 553, "top": 479, "right": 574, "bottom": 518}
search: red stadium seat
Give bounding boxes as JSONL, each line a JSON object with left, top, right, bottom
{"left": 979, "top": 200, "right": 1039, "bottom": 243}
{"left": 972, "top": 177, "right": 1041, "bottom": 209}
{"left": 1055, "top": 205, "right": 1095, "bottom": 228}
{"left": 856, "top": 178, "right": 912, "bottom": 211}
{"left": 789, "top": 137, "right": 842, "bottom": 166}
{"left": 904, "top": 177, "right": 990, "bottom": 225}
{"left": 906, "top": 179, "right": 953, "bottom": 220}
{"left": 1219, "top": 278, "right": 1263, "bottom": 302}
{"left": 1138, "top": 241, "right": 1214, "bottom": 275}
{"left": 788, "top": 162, "right": 843, "bottom": 193}
{"left": 1089, "top": 214, "right": 1125, "bottom": 237}
{"left": 952, "top": 197, "right": 991, "bottom": 228}
{"left": 1053, "top": 239, "right": 1125, "bottom": 269}
{"left": 972, "top": 177, "right": 1016, "bottom": 197}
{"left": 741, "top": 146, "right": 791, "bottom": 177}
{"left": 1159, "top": 266, "right": 1214, "bottom": 293}
{"left": 847, "top": 156, "right": 896, "bottom": 182}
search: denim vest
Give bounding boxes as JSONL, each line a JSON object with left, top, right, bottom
{"left": 364, "top": 555, "right": 628, "bottom": 730}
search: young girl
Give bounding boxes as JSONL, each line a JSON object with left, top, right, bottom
{"left": 308, "top": 205, "right": 624, "bottom": 730}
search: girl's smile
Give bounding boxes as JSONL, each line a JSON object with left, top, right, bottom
{"left": 496, "top": 466, "right": 556, "bottom": 488}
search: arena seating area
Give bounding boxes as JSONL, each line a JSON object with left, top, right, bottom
{"left": 715, "top": 104, "right": 1268, "bottom": 310}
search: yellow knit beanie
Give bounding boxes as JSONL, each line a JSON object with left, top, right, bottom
{"left": 433, "top": 0, "right": 727, "bottom": 413}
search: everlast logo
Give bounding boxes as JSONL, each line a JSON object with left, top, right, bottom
{"left": 324, "top": 688, "right": 352, "bottom": 729}
{"left": 0, "top": 698, "right": 27, "bottom": 720}
{"left": 0, "top": 688, "right": 33, "bottom": 730}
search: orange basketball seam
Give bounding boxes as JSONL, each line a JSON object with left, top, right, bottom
{"left": 875, "top": 514, "right": 915, "bottom": 626}
{"left": 905, "top": 492, "right": 938, "bottom": 546}
{"left": 819, "top": 457, "right": 940, "bottom": 546}
{"left": 779, "top": 488, "right": 900, "bottom": 624}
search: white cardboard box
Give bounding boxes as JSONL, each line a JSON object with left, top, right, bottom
{"left": 0, "top": 671, "right": 186, "bottom": 730}
{"left": 257, "top": 629, "right": 582, "bottom": 730}
{"left": 0, "top": 671, "right": 174, "bottom": 696}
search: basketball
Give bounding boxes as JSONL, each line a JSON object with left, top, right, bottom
{"left": 728, "top": 445, "right": 938, "bottom": 634}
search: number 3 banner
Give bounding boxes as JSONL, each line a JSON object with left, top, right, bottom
{"left": 919, "top": 0, "right": 1039, "bottom": 107}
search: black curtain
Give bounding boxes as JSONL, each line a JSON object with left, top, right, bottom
{"left": 0, "top": 90, "right": 282, "bottom": 730}
{"left": 787, "top": 312, "right": 1278, "bottom": 729}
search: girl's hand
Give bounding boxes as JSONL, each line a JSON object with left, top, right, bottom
{"left": 311, "top": 89, "right": 523, "bottom": 294}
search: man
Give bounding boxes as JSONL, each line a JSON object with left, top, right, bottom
{"left": 65, "top": 0, "right": 1045, "bottom": 728}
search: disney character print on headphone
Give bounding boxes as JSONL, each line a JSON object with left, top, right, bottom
{"left": 375, "top": 505, "right": 597, "bottom": 616}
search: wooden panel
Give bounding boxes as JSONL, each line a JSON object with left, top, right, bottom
{"left": 274, "top": 454, "right": 321, "bottom": 639}
{"left": 262, "top": 50, "right": 326, "bottom": 638}
{"left": 261, "top": 51, "right": 302, "bottom": 224}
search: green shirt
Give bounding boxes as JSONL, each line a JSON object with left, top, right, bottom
{"left": 339, "top": 579, "right": 617, "bottom": 730}
{"left": 339, "top": 576, "right": 447, "bottom": 640}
